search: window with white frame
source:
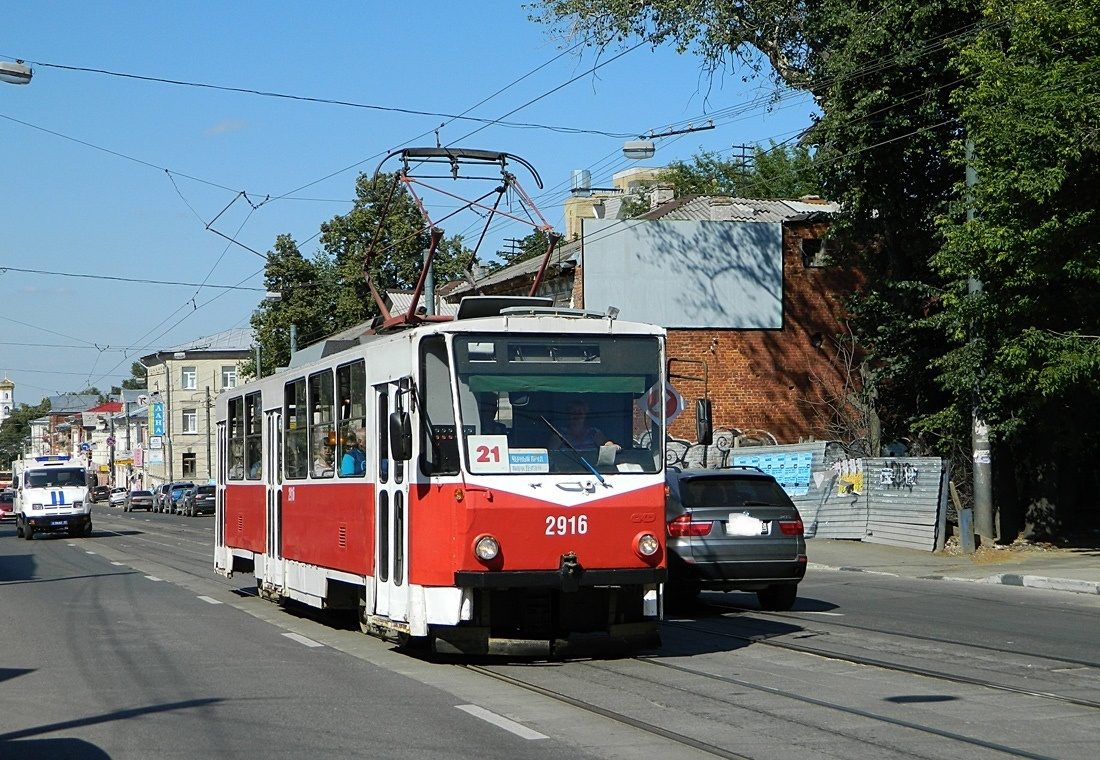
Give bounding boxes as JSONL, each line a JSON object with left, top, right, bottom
{"left": 182, "top": 408, "right": 198, "bottom": 434}
{"left": 181, "top": 366, "right": 197, "bottom": 390}
{"left": 222, "top": 365, "right": 237, "bottom": 390}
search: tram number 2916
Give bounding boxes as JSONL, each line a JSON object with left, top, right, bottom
{"left": 546, "top": 514, "right": 588, "bottom": 536}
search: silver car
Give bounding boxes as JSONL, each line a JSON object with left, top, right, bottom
{"left": 665, "top": 466, "right": 807, "bottom": 610}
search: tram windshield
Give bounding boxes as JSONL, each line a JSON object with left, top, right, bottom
{"left": 453, "top": 334, "right": 663, "bottom": 475}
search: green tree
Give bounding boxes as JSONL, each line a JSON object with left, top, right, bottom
{"left": 657, "top": 144, "right": 822, "bottom": 199}
{"left": 321, "top": 172, "right": 467, "bottom": 329}
{"left": 936, "top": 0, "right": 1100, "bottom": 535}
{"left": 530, "top": 0, "right": 979, "bottom": 460}
{"left": 121, "top": 362, "right": 148, "bottom": 391}
{"left": 249, "top": 173, "right": 470, "bottom": 375}
{"left": 248, "top": 234, "right": 334, "bottom": 377}
{"left": 0, "top": 399, "right": 50, "bottom": 469}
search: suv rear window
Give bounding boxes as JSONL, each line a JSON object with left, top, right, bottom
{"left": 196, "top": 485, "right": 216, "bottom": 495}
{"left": 679, "top": 476, "right": 793, "bottom": 508}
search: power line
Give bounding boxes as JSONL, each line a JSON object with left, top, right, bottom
{"left": 0, "top": 265, "right": 266, "bottom": 291}
{"left": 19, "top": 58, "right": 638, "bottom": 139}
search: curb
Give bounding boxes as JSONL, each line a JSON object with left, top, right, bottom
{"left": 809, "top": 563, "right": 1100, "bottom": 596}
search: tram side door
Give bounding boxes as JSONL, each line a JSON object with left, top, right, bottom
{"left": 263, "top": 410, "right": 284, "bottom": 591}
{"left": 373, "top": 380, "right": 410, "bottom": 622}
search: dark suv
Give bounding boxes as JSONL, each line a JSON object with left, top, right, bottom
{"left": 92, "top": 485, "right": 110, "bottom": 503}
{"left": 665, "top": 466, "right": 806, "bottom": 610}
{"left": 182, "top": 484, "right": 216, "bottom": 516}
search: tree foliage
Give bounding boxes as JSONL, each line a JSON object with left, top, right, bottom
{"left": 657, "top": 143, "right": 822, "bottom": 198}
{"left": 531, "top": 0, "right": 1100, "bottom": 533}
{"left": 0, "top": 399, "right": 50, "bottom": 469}
{"left": 249, "top": 173, "right": 469, "bottom": 376}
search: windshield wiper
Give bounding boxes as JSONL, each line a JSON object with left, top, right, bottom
{"left": 540, "top": 416, "right": 605, "bottom": 485}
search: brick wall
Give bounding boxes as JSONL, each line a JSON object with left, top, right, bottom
{"left": 662, "top": 222, "right": 863, "bottom": 444}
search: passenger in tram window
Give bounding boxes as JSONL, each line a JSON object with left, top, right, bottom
{"left": 313, "top": 443, "right": 335, "bottom": 477}
{"left": 340, "top": 430, "right": 366, "bottom": 477}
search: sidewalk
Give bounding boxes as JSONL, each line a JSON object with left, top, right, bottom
{"left": 807, "top": 537, "right": 1100, "bottom": 595}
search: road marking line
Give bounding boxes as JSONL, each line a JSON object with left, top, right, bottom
{"left": 197, "top": 596, "right": 223, "bottom": 605}
{"left": 86, "top": 551, "right": 97, "bottom": 555}
{"left": 145, "top": 576, "right": 164, "bottom": 582}
{"left": 456, "top": 705, "right": 548, "bottom": 740}
{"left": 283, "top": 632, "right": 323, "bottom": 648}
{"left": 111, "top": 562, "right": 125, "bottom": 566}
{"left": 800, "top": 611, "right": 844, "bottom": 616}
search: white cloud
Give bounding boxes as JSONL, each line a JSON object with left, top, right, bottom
{"left": 204, "top": 120, "right": 247, "bottom": 136}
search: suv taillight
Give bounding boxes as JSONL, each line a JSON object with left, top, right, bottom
{"left": 668, "top": 514, "right": 713, "bottom": 537}
{"left": 778, "top": 517, "right": 804, "bottom": 536}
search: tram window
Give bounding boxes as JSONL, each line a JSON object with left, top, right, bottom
{"left": 376, "top": 387, "right": 389, "bottom": 484}
{"left": 245, "top": 392, "right": 262, "bottom": 480}
{"left": 309, "top": 370, "right": 335, "bottom": 479}
{"left": 337, "top": 361, "right": 367, "bottom": 478}
{"left": 284, "top": 379, "right": 308, "bottom": 480}
{"left": 419, "top": 336, "right": 459, "bottom": 475}
{"left": 377, "top": 490, "right": 389, "bottom": 583}
{"left": 227, "top": 396, "right": 245, "bottom": 480}
{"left": 393, "top": 379, "right": 408, "bottom": 485}
{"left": 394, "top": 491, "right": 404, "bottom": 586}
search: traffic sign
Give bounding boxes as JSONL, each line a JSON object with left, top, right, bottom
{"left": 642, "top": 382, "right": 687, "bottom": 424}
{"left": 136, "top": 394, "right": 149, "bottom": 406}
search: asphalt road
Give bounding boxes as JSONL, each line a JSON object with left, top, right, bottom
{"left": 3, "top": 507, "right": 1099, "bottom": 760}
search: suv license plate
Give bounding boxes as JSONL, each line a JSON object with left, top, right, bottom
{"left": 727, "top": 513, "right": 766, "bottom": 536}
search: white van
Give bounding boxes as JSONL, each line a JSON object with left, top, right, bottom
{"left": 13, "top": 456, "right": 93, "bottom": 539}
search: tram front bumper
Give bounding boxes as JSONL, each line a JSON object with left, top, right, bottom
{"left": 454, "top": 565, "right": 666, "bottom": 590}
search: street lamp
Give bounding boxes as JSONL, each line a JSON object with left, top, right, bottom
{"left": 0, "top": 60, "right": 32, "bottom": 85}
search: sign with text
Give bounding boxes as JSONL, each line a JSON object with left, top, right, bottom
{"left": 151, "top": 403, "right": 165, "bottom": 436}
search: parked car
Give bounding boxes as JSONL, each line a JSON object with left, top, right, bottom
{"left": 165, "top": 482, "right": 195, "bottom": 514}
{"left": 124, "top": 489, "right": 155, "bottom": 512}
{"left": 0, "top": 489, "right": 14, "bottom": 520}
{"left": 664, "top": 466, "right": 807, "bottom": 610}
{"left": 108, "top": 487, "right": 128, "bottom": 507}
{"left": 152, "top": 484, "right": 170, "bottom": 512}
{"left": 181, "top": 484, "right": 216, "bottom": 516}
{"left": 91, "top": 485, "right": 110, "bottom": 503}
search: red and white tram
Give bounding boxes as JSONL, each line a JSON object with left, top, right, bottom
{"left": 215, "top": 296, "right": 668, "bottom": 655}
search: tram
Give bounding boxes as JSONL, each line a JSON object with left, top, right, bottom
{"left": 214, "top": 296, "right": 668, "bottom": 655}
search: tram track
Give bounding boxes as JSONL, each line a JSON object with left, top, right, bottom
{"left": 467, "top": 651, "right": 1065, "bottom": 760}
{"left": 705, "top": 600, "right": 1100, "bottom": 670}
{"left": 665, "top": 618, "right": 1100, "bottom": 712}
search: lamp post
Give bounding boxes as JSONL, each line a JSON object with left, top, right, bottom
{"left": 0, "top": 60, "right": 32, "bottom": 85}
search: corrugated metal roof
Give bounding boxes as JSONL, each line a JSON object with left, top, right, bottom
{"left": 388, "top": 291, "right": 459, "bottom": 317}
{"left": 641, "top": 195, "right": 838, "bottom": 223}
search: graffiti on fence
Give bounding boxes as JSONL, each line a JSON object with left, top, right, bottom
{"left": 880, "top": 460, "right": 919, "bottom": 490}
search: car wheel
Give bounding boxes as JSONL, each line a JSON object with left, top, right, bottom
{"left": 757, "top": 584, "right": 797, "bottom": 612}
{"left": 16, "top": 519, "right": 24, "bottom": 538}
{"left": 83, "top": 523, "right": 93, "bottom": 537}
{"left": 24, "top": 523, "right": 34, "bottom": 540}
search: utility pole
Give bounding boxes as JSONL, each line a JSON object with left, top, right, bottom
{"left": 205, "top": 386, "right": 212, "bottom": 481}
{"left": 967, "top": 140, "right": 995, "bottom": 542}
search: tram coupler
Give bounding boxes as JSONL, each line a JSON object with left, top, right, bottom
{"left": 559, "top": 552, "right": 582, "bottom": 593}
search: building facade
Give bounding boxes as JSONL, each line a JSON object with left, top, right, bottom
{"left": 140, "top": 328, "right": 252, "bottom": 489}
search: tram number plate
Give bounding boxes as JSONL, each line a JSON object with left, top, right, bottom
{"left": 726, "top": 513, "right": 766, "bottom": 536}
{"left": 546, "top": 515, "right": 588, "bottom": 536}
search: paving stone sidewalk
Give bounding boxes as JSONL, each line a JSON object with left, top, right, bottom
{"left": 807, "top": 537, "right": 1100, "bottom": 595}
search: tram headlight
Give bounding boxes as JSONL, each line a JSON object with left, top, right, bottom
{"left": 635, "top": 532, "right": 660, "bottom": 560}
{"left": 474, "top": 534, "right": 500, "bottom": 561}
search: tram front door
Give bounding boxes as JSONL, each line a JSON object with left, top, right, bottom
{"left": 373, "top": 380, "right": 410, "bottom": 625}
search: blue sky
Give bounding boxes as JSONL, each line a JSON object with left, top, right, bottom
{"left": 1, "top": 1, "right": 815, "bottom": 403}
